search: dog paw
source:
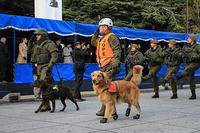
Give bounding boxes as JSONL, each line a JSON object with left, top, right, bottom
{"left": 125, "top": 108, "right": 131, "bottom": 117}
{"left": 50, "top": 111, "right": 54, "bottom": 113}
{"left": 100, "top": 118, "right": 107, "bottom": 123}
{"left": 112, "top": 113, "right": 118, "bottom": 120}
{"left": 60, "top": 109, "right": 64, "bottom": 112}
{"left": 133, "top": 114, "right": 140, "bottom": 119}
{"left": 34, "top": 110, "right": 39, "bottom": 113}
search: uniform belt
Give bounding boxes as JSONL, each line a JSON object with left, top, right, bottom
{"left": 167, "top": 65, "right": 179, "bottom": 67}
{"left": 64, "top": 55, "right": 71, "bottom": 57}
{"left": 97, "top": 57, "right": 112, "bottom": 64}
{"left": 151, "top": 62, "right": 161, "bottom": 66}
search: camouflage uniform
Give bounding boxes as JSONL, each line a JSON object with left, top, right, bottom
{"left": 124, "top": 45, "right": 144, "bottom": 81}
{"left": 163, "top": 45, "right": 183, "bottom": 98}
{"left": 91, "top": 28, "right": 121, "bottom": 117}
{"left": 143, "top": 41, "right": 164, "bottom": 97}
{"left": 175, "top": 35, "right": 200, "bottom": 99}
{"left": 28, "top": 28, "right": 58, "bottom": 110}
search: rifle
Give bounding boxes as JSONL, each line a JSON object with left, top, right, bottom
{"left": 165, "top": 50, "right": 177, "bottom": 58}
{"left": 55, "top": 64, "right": 63, "bottom": 85}
{"left": 144, "top": 53, "right": 156, "bottom": 62}
{"left": 126, "top": 56, "right": 136, "bottom": 66}
{"left": 181, "top": 50, "right": 191, "bottom": 61}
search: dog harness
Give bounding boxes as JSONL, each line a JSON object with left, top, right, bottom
{"left": 103, "top": 81, "right": 120, "bottom": 101}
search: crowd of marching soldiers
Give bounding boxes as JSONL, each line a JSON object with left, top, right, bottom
{"left": 125, "top": 34, "right": 200, "bottom": 100}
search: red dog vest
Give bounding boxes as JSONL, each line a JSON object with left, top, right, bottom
{"left": 108, "top": 81, "right": 120, "bottom": 93}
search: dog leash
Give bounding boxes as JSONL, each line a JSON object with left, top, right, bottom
{"left": 55, "top": 64, "right": 63, "bottom": 85}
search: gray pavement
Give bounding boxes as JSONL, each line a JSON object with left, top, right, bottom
{"left": 0, "top": 88, "right": 200, "bottom": 133}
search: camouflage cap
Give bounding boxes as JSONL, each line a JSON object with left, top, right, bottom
{"left": 189, "top": 35, "right": 197, "bottom": 41}
{"left": 151, "top": 39, "right": 159, "bottom": 44}
{"left": 131, "top": 44, "right": 138, "bottom": 48}
{"left": 169, "top": 40, "right": 176, "bottom": 45}
{"left": 75, "top": 41, "right": 80, "bottom": 46}
{"left": 34, "top": 28, "right": 48, "bottom": 37}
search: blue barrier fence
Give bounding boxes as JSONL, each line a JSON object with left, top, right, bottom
{"left": 14, "top": 63, "right": 126, "bottom": 83}
{"left": 14, "top": 63, "right": 200, "bottom": 83}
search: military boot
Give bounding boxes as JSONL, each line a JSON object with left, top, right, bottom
{"left": 152, "top": 92, "right": 159, "bottom": 98}
{"left": 96, "top": 104, "right": 105, "bottom": 116}
{"left": 189, "top": 91, "right": 196, "bottom": 100}
{"left": 171, "top": 94, "right": 178, "bottom": 99}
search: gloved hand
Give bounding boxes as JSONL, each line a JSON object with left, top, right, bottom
{"left": 29, "top": 35, "right": 36, "bottom": 42}
{"left": 94, "top": 27, "right": 99, "bottom": 35}
{"left": 23, "top": 57, "right": 27, "bottom": 60}
{"left": 47, "top": 66, "right": 52, "bottom": 73}
{"left": 111, "top": 59, "right": 120, "bottom": 69}
{"left": 190, "top": 56, "right": 198, "bottom": 61}
{"left": 96, "top": 27, "right": 99, "bottom": 33}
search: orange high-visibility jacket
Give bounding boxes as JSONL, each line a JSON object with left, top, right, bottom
{"left": 96, "top": 33, "right": 115, "bottom": 67}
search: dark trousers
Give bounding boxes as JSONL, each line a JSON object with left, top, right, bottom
{"left": 0, "top": 63, "right": 7, "bottom": 81}
{"left": 74, "top": 71, "right": 84, "bottom": 99}
{"left": 143, "top": 65, "right": 162, "bottom": 93}
{"left": 165, "top": 66, "right": 180, "bottom": 95}
{"left": 179, "top": 63, "right": 200, "bottom": 93}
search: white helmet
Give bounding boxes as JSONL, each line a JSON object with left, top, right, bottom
{"left": 98, "top": 18, "right": 113, "bottom": 27}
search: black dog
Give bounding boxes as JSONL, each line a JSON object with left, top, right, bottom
{"left": 32, "top": 80, "right": 79, "bottom": 113}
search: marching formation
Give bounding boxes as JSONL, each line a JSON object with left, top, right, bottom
{"left": 124, "top": 35, "right": 200, "bottom": 100}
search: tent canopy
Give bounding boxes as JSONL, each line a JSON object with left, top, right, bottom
{"left": 0, "top": 14, "right": 75, "bottom": 36}
{"left": 76, "top": 22, "right": 188, "bottom": 42}
{"left": 1, "top": 14, "right": 199, "bottom": 42}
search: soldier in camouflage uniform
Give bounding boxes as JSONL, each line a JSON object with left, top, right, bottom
{"left": 142, "top": 39, "right": 164, "bottom": 98}
{"left": 124, "top": 44, "right": 144, "bottom": 81}
{"left": 91, "top": 18, "right": 121, "bottom": 117}
{"left": 28, "top": 28, "right": 58, "bottom": 111}
{"left": 162, "top": 40, "right": 183, "bottom": 99}
{"left": 173, "top": 35, "right": 200, "bottom": 99}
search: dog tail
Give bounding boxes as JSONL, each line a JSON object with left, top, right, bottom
{"left": 130, "top": 65, "right": 143, "bottom": 85}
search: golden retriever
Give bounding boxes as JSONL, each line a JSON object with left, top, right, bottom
{"left": 91, "top": 65, "right": 143, "bottom": 123}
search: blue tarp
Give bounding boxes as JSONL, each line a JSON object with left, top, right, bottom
{"left": 14, "top": 64, "right": 125, "bottom": 83}
{"left": 76, "top": 22, "right": 192, "bottom": 42}
{"left": 1, "top": 14, "right": 199, "bottom": 42}
{"left": 0, "top": 14, "right": 75, "bottom": 36}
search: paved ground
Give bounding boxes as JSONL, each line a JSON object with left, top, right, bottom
{"left": 0, "top": 88, "right": 200, "bottom": 133}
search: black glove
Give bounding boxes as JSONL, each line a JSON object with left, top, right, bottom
{"left": 111, "top": 59, "right": 120, "bottom": 69}
{"left": 32, "top": 64, "right": 37, "bottom": 75}
{"left": 96, "top": 27, "right": 99, "bottom": 33}
{"left": 23, "top": 57, "right": 27, "bottom": 60}
{"left": 190, "top": 56, "right": 198, "bottom": 62}
{"left": 94, "top": 28, "right": 99, "bottom": 36}
{"left": 29, "top": 35, "right": 36, "bottom": 43}
{"left": 47, "top": 67, "right": 52, "bottom": 73}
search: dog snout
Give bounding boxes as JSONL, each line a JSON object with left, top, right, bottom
{"left": 92, "top": 80, "right": 96, "bottom": 84}
{"left": 31, "top": 83, "right": 35, "bottom": 87}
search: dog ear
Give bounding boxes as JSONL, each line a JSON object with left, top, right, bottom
{"left": 104, "top": 74, "right": 111, "bottom": 84}
{"left": 30, "top": 83, "right": 34, "bottom": 87}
